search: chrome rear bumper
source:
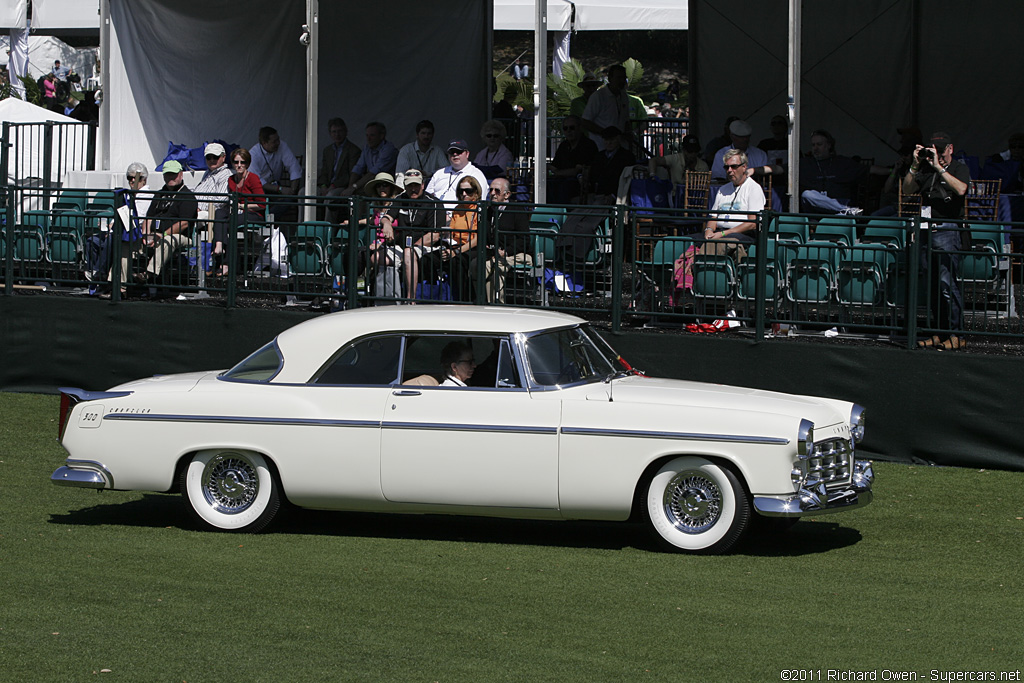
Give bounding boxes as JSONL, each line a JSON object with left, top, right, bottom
{"left": 754, "top": 460, "right": 874, "bottom": 517}
{"left": 51, "top": 461, "right": 113, "bottom": 489}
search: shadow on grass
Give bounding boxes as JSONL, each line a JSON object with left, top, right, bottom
{"left": 49, "top": 494, "right": 866, "bottom": 556}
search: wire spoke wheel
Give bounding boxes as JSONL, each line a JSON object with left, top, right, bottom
{"left": 181, "top": 450, "right": 280, "bottom": 532}
{"left": 644, "top": 456, "right": 750, "bottom": 554}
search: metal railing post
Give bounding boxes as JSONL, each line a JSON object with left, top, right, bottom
{"left": 42, "top": 122, "right": 54, "bottom": 207}
{"left": 2, "top": 121, "right": 11, "bottom": 296}
{"left": 611, "top": 205, "right": 624, "bottom": 331}
{"left": 226, "top": 194, "right": 239, "bottom": 308}
{"left": 346, "top": 196, "right": 361, "bottom": 309}
{"left": 905, "top": 216, "right": 921, "bottom": 349}
{"left": 754, "top": 210, "right": 770, "bottom": 341}
{"left": 476, "top": 202, "right": 490, "bottom": 305}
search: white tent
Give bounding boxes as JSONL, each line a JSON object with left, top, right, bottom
{"left": 0, "top": 98, "right": 82, "bottom": 184}
{"left": 494, "top": 0, "right": 688, "bottom": 31}
{"left": 0, "top": 35, "right": 98, "bottom": 83}
{"left": 101, "top": 0, "right": 491, "bottom": 178}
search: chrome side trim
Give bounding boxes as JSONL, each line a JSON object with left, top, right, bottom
{"left": 382, "top": 422, "right": 558, "bottom": 435}
{"left": 51, "top": 459, "right": 114, "bottom": 489}
{"left": 560, "top": 426, "right": 790, "bottom": 446}
{"left": 103, "top": 414, "right": 380, "bottom": 428}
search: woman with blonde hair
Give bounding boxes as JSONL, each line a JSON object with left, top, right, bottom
{"left": 474, "top": 119, "right": 513, "bottom": 181}
{"left": 421, "top": 175, "right": 482, "bottom": 300}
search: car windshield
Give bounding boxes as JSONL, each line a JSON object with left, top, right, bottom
{"left": 524, "top": 325, "right": 619, "bottom": 386}
{"left": 220, "top": 341, "right": 282, "bottom": 382}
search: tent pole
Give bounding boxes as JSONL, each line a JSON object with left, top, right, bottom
{"left": 532, "top": 0, "right": 547, "bottom": 205}
{"left": 303, "top": 0, "right": 319, "bottom": 223}
{"left": 787, "top": 0, "right": 801, "bottom": 208}
{"left": 99, "top": 0, "right": 110, "bottom": 171}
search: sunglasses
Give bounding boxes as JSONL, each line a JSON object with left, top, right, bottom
{"left": 483, "top": 134, "right": 501, "bottom": 139}
{"left": 448, "top": 149, "right": 467, "bottom": 156}
{"left": 126, "top": 175, "right": 142, "bottom": 182}
{"left": 724, "top": 163, "right": 746, "bottom": 170}
{"left": 488, "top": 187, "right": 505, "bottom": 194}
{"left": 456, "top": 187, "right": 476, "bottom": 195}
{"left": 205, "top": 155, "right": 221, "bottom": 161}
{"left": 232, "top": 159, "right": 247, "bottom": 165}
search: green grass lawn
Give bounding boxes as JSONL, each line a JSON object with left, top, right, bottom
{"left": 2, "top": 392, "right": 1022, "bottom": 681}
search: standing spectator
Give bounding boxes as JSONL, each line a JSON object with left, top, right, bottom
{"left": 70, "top": 91, "right": 99, "bottom": 123}
{"left": 703, "top": 116, "right": 740, "bottom": 166}
{"left": 700, "top": 149, "right": 766, "bottom": 259}
{"left": 474, "top": 119, "right": 514, "bottom": 181}
{"left": 52, "top": 60, "right": 69, "bottom": 81}
{"left": 425, "top": 139, "right": 489, "bottom": 207}
{"left": 581, "top": 65, "right": 631, "bottom": 147}
{"left": 41, "top": 73, "right": 57, "bottom": 111}
{"left": 194, "top": 143, "right": 233, "bottom": 276}
{"left": 395, "top": 120, "right": 447, "bottom": 180}
{"left": 758, "top": 114, "right": 789, "bottom": 167}
{"left": 569, "top": 72, "right": 602, "bottom": 118}
{"left": 588, "top": 127, "right": 636, "bottom": 204}
{"left": 317, "top": 118, "right": 360, "bottom": 198}
{"left": 549, "top": 114, "right": 598, "bottom": 203}
{"left": 903, "top": 132, "right": 970, "bottom": 351}
{"left": 342, "top": 122, "right": 399, "bottom": 196}
{"left": 478, "top": 177, "right": 532, "bottom": 303}
{"left": 138, "top": 161, "right": 198, "bottom": 283}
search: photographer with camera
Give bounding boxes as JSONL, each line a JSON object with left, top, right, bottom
{"left": 902, "top": 131, "right": 970, "bottom": 350}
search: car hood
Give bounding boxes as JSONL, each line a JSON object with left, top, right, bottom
{"left": 108, "top": 370, "right": 221, "bottom": 393}
{"left": 600, "top": 375, "right": 851, "bottom": 428}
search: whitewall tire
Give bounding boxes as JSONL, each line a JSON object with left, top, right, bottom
{"left": 181, "top": 450, "right": 280, "bottom": 532}
{"left": 644, "top": 456, "right": 751, "bottom": 554}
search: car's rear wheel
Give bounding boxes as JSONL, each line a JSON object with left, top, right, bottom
{"left": 181, "top": 450, "right": 280, "bottom": 532}
{"left": 644, "top": 456, "right": 750, "bottom": 554}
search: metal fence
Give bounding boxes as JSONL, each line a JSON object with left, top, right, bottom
{"left": 3, "top": 183, "right": 1022, "bottom": 349}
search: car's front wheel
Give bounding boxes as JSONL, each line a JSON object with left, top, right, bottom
{"left": 181, "top": 450, "right": 280, "bottom": 532}
{"left": 643, "top": 456, "right": 751, "bottom": 554}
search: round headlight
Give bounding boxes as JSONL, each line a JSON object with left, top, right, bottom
{"left": 850, "top": 404, "right": 866, "bottom": 443}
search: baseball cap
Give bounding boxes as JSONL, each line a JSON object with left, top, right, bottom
{"left": 402, "top": 169, "right": 424, "bottom": 186}
{"left": 447, "top": 139, "right": 469, "bottom": 153}
{"left": 162, "top": 160, "right": 183, "bottom": 174}
{"left": 682, "top": 134, "right": 701, "bottom": 152}
{"left": 729, "top": 119, "right": 753, "bottom": 137}
{"left": 204, "top": 142, "right": 226, "bottom": 157}
{"left": 930, "top": 131, "right": 953, "bottom": 149}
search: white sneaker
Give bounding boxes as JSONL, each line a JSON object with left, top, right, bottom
{"left": 839, "top": 206, "right": 863, "bottom": 216}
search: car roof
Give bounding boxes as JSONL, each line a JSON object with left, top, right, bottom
{"left": 272, "top": 306, "right": 584, "bottom": 383}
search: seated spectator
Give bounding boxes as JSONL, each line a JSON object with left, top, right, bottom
{"left": 700, "top": 149, "right": 765, "bottom": 259}
{"left": 549, "top": 115, "right": 598, "bottom": 203}
{"left": 710, "top": 120, "right": 775, "bottom": 181}
{"left": 425, "top": 139, "right": 490, "bottom": 207}
{"left": 421, "top": 176, "right": 483, "bottom": 300}
{"left": 476, "top": 177, "right": 531, "bottom": 304}
{"left": 703, "top": 116, "right": 739, "bottom": 166}
{"left": 474, "top": 119, "right": 514, "bottom": 181}
{"left": 589, "top": 126, "right": 636, "bottom": 204}
{"left": 70, "top": 91, "right": 99, "bottom": 123}
{"left": 359, "top": 173, "right": 403, "bottom": 295}
{"left": 86, "top": 162, "right": 152, "bottom": 294}
{"left": 317, "top": 117, "right": 360, "bottom": 198}
{"left": 799, "top": 129, "right": 868, "bottom": 215}
{"left": 194, "top": 143, "right": 233, "bottom": 276}
{"left": 492, "top": 85, "right": 517, "bottom": 121}
{"left": 649, "top": 134, "right": 709, "bottom": 190}
{"left": 137, "top": 160, "right": 198, "bottom": 283}
{"left": 758, "top": 114, "right": 789, "bottom": 167}
{"left": 228, "top": 147, "right": 267, "bottom": 223}
{"left": 988, "top": 132, "right": 1024, "bottom": 193}
{"left": 396, "top": 120, "right": 447, "bottom": 180}
{"left": 990, "top": 132, "right": 1024, "bottom": 164}
{"left": 380, "top": 169, "right": 444, "bottom": 298}
{"left": 439, "top": 341, "right": 476, "bottom": 387}
{"left": 341, "top": 122, "right": 399, "bottom": 196}
{"left": 249, "top": 126, "right": 303, "bottom": 222}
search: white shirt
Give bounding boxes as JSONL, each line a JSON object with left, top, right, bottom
{"left": 425, "top": 162, "right": 489, "bottom": 207}
{"left": 710, "top": 177, "right": 766, "bottom": 230}
{"left": 710, "top": 145, "right": 770, "bottom": 180}
{"left": 582, "top": 86, "right": 630, "bottom": 146}
{"left": 441, "top": 375, "right": 467, "bottom": 387}
{"left": 194, "top": 165, "right": 232, "bottom": 209}
{"left": 249, "top": 139, "right": 303, "bottom": 185}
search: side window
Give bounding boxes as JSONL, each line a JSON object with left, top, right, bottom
{"left": 313, "top": 335, "right": 402, "bottom": 385}
{"left": 399, "top": 335, "right": 522, "bottom": 388}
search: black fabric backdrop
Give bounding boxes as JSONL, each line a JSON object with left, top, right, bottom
{"left": 2, "top": 296, "right": 1021, "bottom": 471}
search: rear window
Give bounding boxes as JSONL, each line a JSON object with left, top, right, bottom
{"left": 220, "top": 342, "right": 282, "bottom": 382}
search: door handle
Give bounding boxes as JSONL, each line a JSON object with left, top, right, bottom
{"left": 392, "top": 390, "right": 421, "bottom": 396}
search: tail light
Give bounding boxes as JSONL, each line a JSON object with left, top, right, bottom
{"left": 58, "top": 391, "right": 78, "bottom": 441}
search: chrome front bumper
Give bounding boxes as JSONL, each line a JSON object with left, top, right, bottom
{"left": 51, "top": 461, "right": 113, "bottom": 489}
{"left": 754, "top": 460, "right": 874, "bottom": 517}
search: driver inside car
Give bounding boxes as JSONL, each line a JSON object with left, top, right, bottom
{"left": 440, "top": 341, "right": 476, "bottom": 387}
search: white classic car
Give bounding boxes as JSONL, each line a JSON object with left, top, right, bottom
{"left": 52, "top": 306, "right": 873, "bottom": 554}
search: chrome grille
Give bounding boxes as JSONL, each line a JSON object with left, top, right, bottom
{"left": 805, "top": 439, "right": 853, "bottom": 488}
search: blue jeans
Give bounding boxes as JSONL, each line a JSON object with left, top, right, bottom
{"left": 922, "top": 224, "right": 962, "bottom": 333}
{"left": 801, "top": 190, "right": 851, "bottom": 213}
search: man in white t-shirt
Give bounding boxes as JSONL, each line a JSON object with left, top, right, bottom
{"left": 701, "top": 149, "right": 766, "bottom": 257}
{"left": 425, "top": 138, "right": 489, "bottom": 208}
